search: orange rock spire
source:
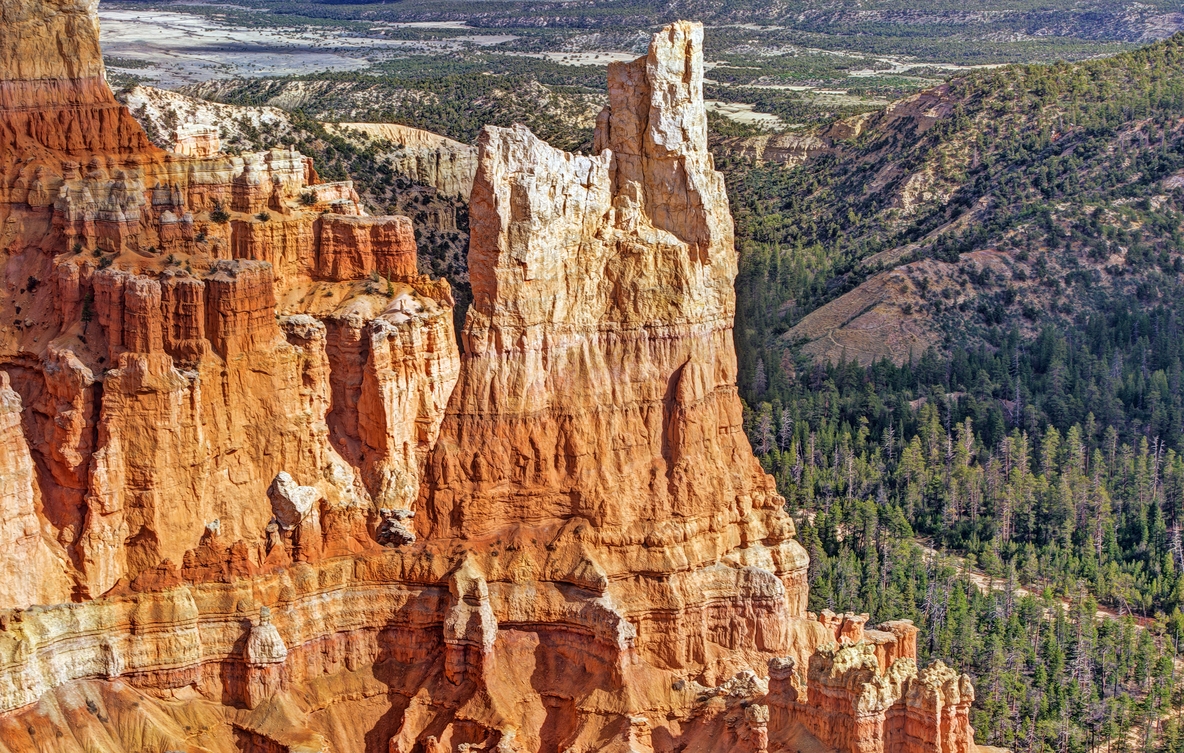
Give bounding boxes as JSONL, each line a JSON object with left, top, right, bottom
{"left": 422, "top": 19, "right": 809, "bottom": 610}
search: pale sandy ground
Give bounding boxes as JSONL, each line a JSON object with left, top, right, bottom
{"left": 705, "top": 100, "right": 787, "bottom": 129}
{"left": 98, "top": 7, "right": 905, "bottom": 127}
{"left": 99, "top": 9, "right": 516, "bottom": 86}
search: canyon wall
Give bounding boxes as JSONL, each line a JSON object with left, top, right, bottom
{"left": 0, "top": 0, "right": 458, "bottom": 602}
{"left": 0, "top": 5, "right": 984, "bottom": 753}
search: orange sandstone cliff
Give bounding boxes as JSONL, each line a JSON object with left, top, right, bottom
{"left": 0, "top": 4, "right": 983, "bottom": 753}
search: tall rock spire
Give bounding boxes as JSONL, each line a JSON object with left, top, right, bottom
{"left": 422, "top": 26, "right": 801, "bottom": 609}
{"left": 0, "top": 0, "right": 156, "bottom": 160}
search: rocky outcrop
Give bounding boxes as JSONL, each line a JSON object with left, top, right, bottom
{"left": 0, "top": 372, "right": 72, "bottom": 609}
{"left": 121, "top": 84, "right": 295, "bottom": 153}
{"left": 0, "top": 0, "right": 154, "bottom": 161}
{"left": 328, "top": 122, "right": 478, "bottom": 199}
{"left": 0, "top": 8, "right": 981, "bottom": 753}
{"left": 716, "top": 132, "right": 832, "bottom": 166}
{"left": 766, "top": 640, "right": 975, "bottom": 753}
{"left": 0, "top": 0, "right": 458, "bottom": 598}
{"left": 317, "top": 214, "right": 418, "bottom": 282}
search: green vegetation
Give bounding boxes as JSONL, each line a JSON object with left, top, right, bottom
{"left": 209, "top": 202, "right": 231, "bottom": 224}
{"left": 800, "top": 495, "right": 1180, "bottom": 751}
{"left": 728, "top": 35, "right": 1184, "bottom": 362}
{"left": 186, "top": 54, "right": 605, "bottom": 150}
{"left": 103, "top": 56, "right": 153, "bottom": 69}
{"left": 727, "top": 34, "right": 1184, "bottom": 752}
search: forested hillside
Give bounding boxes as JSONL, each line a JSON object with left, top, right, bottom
{"left": 729, "top": 35, "right": 1184, "bottom": 752}
{"left": 182, "top": 55, "right": 605, "bottom": 152}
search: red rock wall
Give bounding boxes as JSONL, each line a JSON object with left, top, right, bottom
{"left": 230, "top": 215, "right": 317, "bottom": 285}
{"left": 317, "top": 214, "right": 418, "bottom": 281}
{"left": 0, "top": 78, "right": 158, "bottom": 161}
{"left": 160, "top": 272, "right": 209, "bottom": 362}
{"left": 204, "top": 261, "right": 281, "bottom": 358}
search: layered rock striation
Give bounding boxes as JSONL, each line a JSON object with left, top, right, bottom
{"left": 0, "top": 0, "right": 459, "bottom": 604}
{"left": 0, "top": 6, "right": 983, "bottom": 753}
{"left": 326, "top": 123, "right": 478, "bottom": 200}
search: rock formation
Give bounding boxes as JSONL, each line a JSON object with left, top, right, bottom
{"left": 327, "top": 123, "right": 478, "bottom": 199}
{"left": 0, "top": 0, "right": 458, "bottom": 601}
{"left": 715, "top": 132, "right": 833, "bottom": 167}
{"left": 121, "top": 84, "right": 295, "bottom": 154}
{"left": 0, "top": 5, "right": 984, "bottom": 753}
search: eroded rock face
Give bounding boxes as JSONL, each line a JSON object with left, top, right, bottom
{"left": 327, "top": 122, "right": 478, "bottom": 199}
{"left": 716, "top": 132, "right": 833, "bottom": 166}
{"left": 0, "top": 372, "right": 72, "bottom": 608}
{"left": 0, "top": 0, "right": 459, "bottom": 597}
{"left": 766, "top": 640, "right": 975, "bottom": 753}
{"left": 0, "top": 0, "right": 154, "bottom": 161}
{"left": 0, "top": 8, "right": 979, "bottom": 753}
{"left": 424, "top": 22, "right": 787, "bottom": 546}
{"left": 415, "top": 26, "right": 817, "bottom": 706}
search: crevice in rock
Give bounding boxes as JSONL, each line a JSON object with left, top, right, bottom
{"left": 323, "top": 316, "right": 367, "bottom": 469}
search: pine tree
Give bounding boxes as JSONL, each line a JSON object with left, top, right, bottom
{"left": 778, "top": 409, "right": 794, "bottom": 451}
{"left": 755, "top": 405, "right": 774, "bottom": 455}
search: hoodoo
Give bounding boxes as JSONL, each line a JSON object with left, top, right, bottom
{"left": 0, "top": 3, "right": 981, "bottom": 752}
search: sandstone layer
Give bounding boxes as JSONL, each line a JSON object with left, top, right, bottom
{"left": 715, "top": 133, "right": 832, "bottom": 167}
{"left": 121, "top": 85, "right": 295, "bottom": 156}
{"left": 327, "top": 123, "right": 478, "bottom": 199}
{"left": 0, "top": 6, "right": 982, "bottom": 753}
